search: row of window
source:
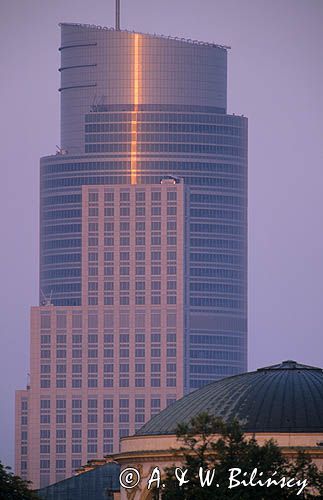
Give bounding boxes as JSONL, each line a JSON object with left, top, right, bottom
{"left": 41, "top": 378, "right": 177, "bottom": 389}
{"left": 190, "top": 334, "right": 244, "bottom": 347}
{"left": 190, "top": 350, "right": 243, "bottom": 361}
{"left": 40, "top": 347, "right": 177, "bottom": 359}
{"left": 85, "top": 123, "right": 243, "bottom": 135}
{"left": 42, "top": 160, "right": 244, "bottom": 175}
{"left": 190, "top": 267, "right": 243, "bottom": 279}
{"left": 190, "top": 282, "right": 243, "bottom": 294}
{"left": 190, "top": 208, "right": 243, "bottom": 220}
{"left": 88, "top": 104, "right": 226, "bottom": 114}
{"left": 88, "top": 205, "right": 178, "bottom": 217}
{"left": 42, "top": 176, "right": 244, "bottom": 189}
{"left": 41, "top": 269, "right": 80, "bottom": 279}
{"left": 43, "top": 224, "right": 81, "bottom": 235}
{"left": 43, "top": 253, "right": 81, "bottom": 264}
{"left": 85, "top": 133, "right": 243, "bottom": 146}
{"left": 190, "top": 297, "right": 242, "bottom": 308}
{"left": 86, "top": 143, "right": 245, "bottom": 155}
{"left": 40, "top": 310, "right": 175, "bottom": 329}
{"left": 190, "top": 222, "right": 244, "bottom": 235}
{"left": 40, "top": 332, "right": 176, "bottom": 344}
{"left": 43, "top": 194, "right": 82, "bottom": 206}
{"left": 190, "top": 253, "right": 243, "bottom": 264}
{"left": 44, "top": 209, "right": 81, "bottom": 220}
{"left": 190, "top": 365, "right": 242, "bottom": 374}
{"left": 88, "top": 190, "right": 177, "bottom": 202}
{"left": 85, "top": 111, "right": 244, "bottom": 125}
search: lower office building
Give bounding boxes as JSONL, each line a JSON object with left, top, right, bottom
{"left": 16, "top": 180, "right": 186, "bottom": 487}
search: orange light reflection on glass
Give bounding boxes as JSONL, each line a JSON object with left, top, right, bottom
{"left": 131, "top": 34, "right": 140, "bottom": 184}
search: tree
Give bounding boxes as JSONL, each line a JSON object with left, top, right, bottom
{"left": 287, "top": 450, "right": 323, "bottom": 499}
{"left": 160, "top": 413, "right": 323, "bottom": 499}
{"left": 0, "top": 462, "right": 39, "bottom": 500}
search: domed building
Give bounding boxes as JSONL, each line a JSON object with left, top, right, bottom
{"left": 115, "top": 361, "right": 323, "bottom": 500}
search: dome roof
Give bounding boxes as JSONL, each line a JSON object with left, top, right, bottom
{"left": 137, "top": 361, "right": 323, "bottom": 436}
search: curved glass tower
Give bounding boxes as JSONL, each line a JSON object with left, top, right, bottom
{"left": 16, "top": 22, "right": 247, "bottom": 489}
{"left": 40, "top": 24, "right": 247, "bottom": 389}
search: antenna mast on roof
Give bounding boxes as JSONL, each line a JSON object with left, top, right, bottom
{"left": 116, "top": 0, "right": 120, "bottom": 30}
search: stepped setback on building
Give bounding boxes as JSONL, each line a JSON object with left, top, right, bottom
{"left": 16, "top": 23, "right": 248, "bottom": 488}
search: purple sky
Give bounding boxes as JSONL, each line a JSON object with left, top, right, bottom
{"left": 1, "top": 0, "right": 323, "bottom": 469}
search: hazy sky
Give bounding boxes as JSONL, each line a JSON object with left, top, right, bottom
{"left": 1, "top": 0, "right": 323, "bottom": 469}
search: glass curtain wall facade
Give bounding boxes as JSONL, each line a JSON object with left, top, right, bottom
{"left": 41, "top": 23, "right": 247, "bottom": 390}
{"left": 16, "top": 22, "right": 247, "bottom": 488}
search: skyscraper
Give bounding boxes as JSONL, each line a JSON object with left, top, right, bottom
{"left": 16, "top": 21, "right": 247, "bottom": 488}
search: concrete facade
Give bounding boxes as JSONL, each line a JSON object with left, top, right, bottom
{"left": 16, "top": 22, "right": 248, "bottom": 488}
{"left": 16, "top": 181, "right": 186, "bottom": 488}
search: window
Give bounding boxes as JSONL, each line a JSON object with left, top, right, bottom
{"left": 151, "top": 191, "right": 161, "bottom": 201}
{"left": 167, "top": 236, "right": 177, "bottom": 245}
{"left": 104, "top": 192, "right": 114, "bottom": 202}
{"left": 40, "top": 315, "right": 51, "bottom": 329}
{"left": 120, "top": 207, "right": 130, "bottom": 217}
{"left": 104, "top": 207, "right": 114, "bottom": 217}
{"left": 119, "top": 429, "right": 129, "bottom": 438}
{"left": 151, "top": 221, "right": 161, "bottom": 231}
{"left": 151, "top": 207, "right": 161, "bottom": 216}
{"left": 136, "top": 222, "right": 145, "bottom": 231}
{"left": 151, "top": 281, "right": 161, "bottom": 291}
{"left": 89, "top": 192, "right": 98, "bottom": 202}
{"left": 56, "top": 444, "right": 66, "bottom": 454}
{"left": 56, "top": 364, "right": 66, "bottom": 374}
{"left": 89, "top": 207, "right": 98, "bottom": 217}
{"left": 72, "top": 399, "right": 82, "bottom": 409}
{"left": 135, "top": 296, "right": 145, "bottom": 305}
{"left": 40, "top": 335, "right": 51, "bottom": 345}
{"left": 136, "top": 192, "right": 145, "bottom": 202}
{"left": 167, "top": 191, "right": 177, "bottom": 201}
{"left": 151, "top": 236, "right": 161, "bottom": 245}
{"left": 136, "top": 251, "right": 145, "bottom": 261}
{"left": 136, "top": 207, "right": 145, "bottom": 216}
{"left": 120, "top": 192, "right": 130, "bottom": 202}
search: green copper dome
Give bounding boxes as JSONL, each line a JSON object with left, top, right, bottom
{"left": 137, "top": 361, "right": 323, "bottom": 435}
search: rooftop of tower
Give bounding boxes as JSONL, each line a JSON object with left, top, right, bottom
{"left": 59, "top": 22, "right": 230, "bottom": 50}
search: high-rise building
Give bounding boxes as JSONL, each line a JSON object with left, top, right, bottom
{"left": 16, "top": 22, "right": 247, "bottom": 488}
